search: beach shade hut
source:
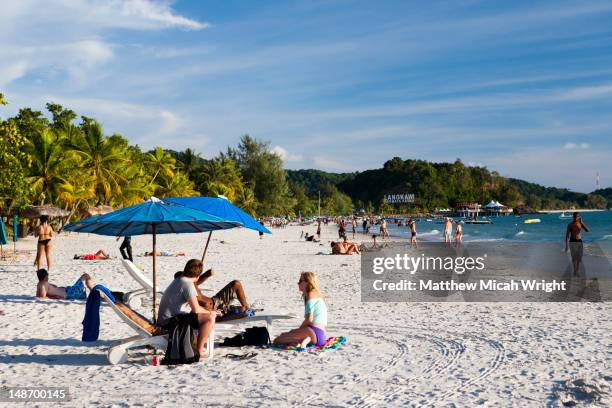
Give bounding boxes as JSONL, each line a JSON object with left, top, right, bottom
{"left": 164, "top": 195, "right": 271, "bottom": 262}
{"left": 20, "top": 205, "right": 70, "bottom": 219}
{"left": 83, "top": 205, "right": 114, "bottom": 218}
{"left": 63, "top": 197, "right": 241, "bottom": 322}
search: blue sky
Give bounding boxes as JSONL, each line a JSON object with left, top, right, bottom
{"left": 1, "top": 0, "right": 612, "bottom": 193}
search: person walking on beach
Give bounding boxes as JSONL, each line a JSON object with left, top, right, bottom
{"left": 362, "top": 218, "right": 368, "bottom": 234}
{"left": 565, "top": 212, "right": 590, "bottom": 276}
{"left": 338, "top": 219, "right": 347, "bottom": 239}
{"left": 454, "top": 222, "right": 463, "bottom": 247}
{"left": 316, "top": 219, "right": 321, "bottom": 239}
{"left": 443, "top": 218, "right": 453, "bottom": 247}
{"left": 380, "top": 218, "right": 388, "bottom": 240}
{"left": 273, "top": 272, "right": 328, "bottom": 348}
{"left": 117, "top": 236, "right": 133, "bottom": 262}
{"left": 259, "top": 219, "right": 265, "bottom": 239}
{"left": 408, "top": 218, "right": 417, "bottom": 247}
{"left": 34, "top": 215, "right": 54, "bottom": 271}
{"left": 351, "top": 217, "right": 357, "bottom": 239}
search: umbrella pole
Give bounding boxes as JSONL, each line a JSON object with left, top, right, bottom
{"left": 152, "top": 224, "right": 157, "bottom": 324}
{"left": 201, "top": 231, "right": 213, "bottom": 263}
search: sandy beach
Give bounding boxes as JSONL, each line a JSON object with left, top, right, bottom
{"left": 1, "top": 224, "right": 610, "bottom": 407}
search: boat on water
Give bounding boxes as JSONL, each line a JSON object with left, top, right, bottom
{"left": 524, "top": 218, "right": 541, "bottom": 224}
{"left": 559, "top": 212, "right": 573, "bottom": 219}
{"left": 464, "top": 219, "right": 493, "bottom": 224}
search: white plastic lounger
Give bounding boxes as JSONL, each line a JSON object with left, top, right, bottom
{"left": 99, "top": 290, "right": 214, "bottom": 364}
{"left": 120, "top": 259, "right": 164, "bottom": 307}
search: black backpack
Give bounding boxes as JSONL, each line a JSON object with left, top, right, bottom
{"left": 221, "top": 326, "right": 270, "bottom": 347}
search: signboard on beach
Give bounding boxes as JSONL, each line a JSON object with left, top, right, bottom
{"left": 383, "top": 193, "right": 415, "bottom": 204}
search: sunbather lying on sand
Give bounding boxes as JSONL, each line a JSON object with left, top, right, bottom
{"left": 304, "top": 233, "right": 319, "bottom": 242}
{"left": 73, "top": 250, "right": 110, "bottom": 260}
{"left": 36, "top": 269, "right": 94, "bottom": 300}
{"left": 144, "top": 250, "right": 186, "bottom": 257}
{"left": 331, "top": 237, "right": 360, "bottom": 255}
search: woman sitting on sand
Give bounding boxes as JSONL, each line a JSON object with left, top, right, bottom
{"left": 273, "top": 272, "right": 328, "bottom": 348}
{"left": 73, "top": 250, "right": 110, "bottom": 260}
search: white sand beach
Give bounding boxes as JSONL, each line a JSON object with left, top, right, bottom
{"left": 0, "top": 225, "right": 610, "bottom": 407}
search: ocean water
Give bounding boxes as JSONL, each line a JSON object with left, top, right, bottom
{"left": 385, "top": 211, "right": 612, "bottom": 243}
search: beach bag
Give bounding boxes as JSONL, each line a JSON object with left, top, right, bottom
{"left": 221, "top": 326, "right": 270, "bottom": 347}
{"left": 243, "top": 326, "right": 271, "bottom": 346}
{"left": 161, "top": 318, "right": 200, "bottom": 365}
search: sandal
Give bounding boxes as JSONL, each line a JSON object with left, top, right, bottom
{"left": 225, "top": 352, "right": 258, "bottom": 360}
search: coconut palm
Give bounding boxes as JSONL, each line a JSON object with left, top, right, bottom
{"left": 23, "top": 128, "right": 66, "bottom": 205}
{"left": 177, "top": 148, "right": 202, "bottom": 179}
{"left": 65, "top": 120, "right": 129, "bottom": 204}
{"left": 155, "top": 171, "right": 198, "bottom": 197}
{"left": 146, "top": 146, "right": 175, "bottom": 185}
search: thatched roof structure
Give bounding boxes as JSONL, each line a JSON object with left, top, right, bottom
{"left": 20, "top": 205, "right": 70, "bottom": 219}
{"left": 83, "top": 205, "right": 114, "bottom": 218}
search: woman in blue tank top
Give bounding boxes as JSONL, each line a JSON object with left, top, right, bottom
{"left": 273, "top": 272, "right": 328, "bottom": 347}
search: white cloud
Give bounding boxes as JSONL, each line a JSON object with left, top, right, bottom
{"left": 563, "top": 142, "right": 590, "bottom": 149}
{"left": 0, "top": 0, "right": 206, "bottom": 89}
{"left": 271, "top": 145, "right": 303, "bottom": 162}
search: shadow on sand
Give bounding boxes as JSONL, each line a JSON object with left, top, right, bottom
{"left": 0, "top": 338, "right": 115, "bottom": 348}
{"left": 0, "top": 352, "right": 108, "bottom": 366}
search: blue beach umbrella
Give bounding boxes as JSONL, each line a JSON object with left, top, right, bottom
{"left": 64, "top": 198, "right": 241, "bottom": 322}
{"left": 164, "top": 196, "right": 271, "bottom": 262}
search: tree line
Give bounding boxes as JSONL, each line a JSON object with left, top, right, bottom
{"left": 1, "top": 93, "right": 608, "bottom": 220}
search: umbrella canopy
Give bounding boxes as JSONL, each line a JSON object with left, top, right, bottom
{"left": 64, "top": 198, "right": 241, "bottom": 322}
{"left": 164, "top": 196, "right": 271, "bottom": 234}
{"left": 20, "top": 205, "right": 70, "bottom": 219}
{"left": 64, "top": 198, "right": 240, "bottom": 236}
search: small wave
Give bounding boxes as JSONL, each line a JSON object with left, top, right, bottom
{"left": 420, "top": 229, "right": 440, "bottom": 236}
{"left": 600, "top": 234, "right": 612, "bottom": 240}
{"left": 465, "top": 238, "right": 507, "bottom": 242}
{"left": 515, "top": 231, "right": 525, "bottom": 236}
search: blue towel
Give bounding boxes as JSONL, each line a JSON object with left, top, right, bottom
{"left": 82, "top": 285, "right": 115, "bottom": 342}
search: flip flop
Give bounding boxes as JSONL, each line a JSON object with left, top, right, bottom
{"left": 225, "top": 352, "right": 257, "bottom": 360}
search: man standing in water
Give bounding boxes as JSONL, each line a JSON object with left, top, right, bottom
{"left": 443, "top": 218, "right": 453, "bottom": 247}
{"left": 408, "top": 218, "right": 418, "bottom": 247}
{"left": 565, "top": 212, "right": 590, "bottom": 276}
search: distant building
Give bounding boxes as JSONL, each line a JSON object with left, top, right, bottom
{"left": 455, "top": 202, "right": 481, "bottom": 218}
{"left": 482, "top": 200, "right": 513, "bottom": 216}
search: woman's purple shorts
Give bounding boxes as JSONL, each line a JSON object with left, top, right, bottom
{"left": 308, "top": 324, "right": 327, "bottom": 347}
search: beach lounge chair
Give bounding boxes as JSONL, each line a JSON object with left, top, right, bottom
{"left": 98, "top": 289, "right": 215, "bottom": 364}
{"left": 120, "top": 259, "right": 166, "bottom": 307}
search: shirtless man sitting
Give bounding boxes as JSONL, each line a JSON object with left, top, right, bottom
{"left": 175, "top": 267, "right": 252, "bottom": 314}
{"left": 36, "top": 269, "right": 94, "bottom": 300}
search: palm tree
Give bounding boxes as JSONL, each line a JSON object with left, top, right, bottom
{"left": 56, "top": 171, "right": 96, "bottom": 227}
{"left": 146, "top": 146, "right": 175, "bottom": 185}
{"left": 177, "top": 148, "right": 201, "bottom": 179}
{"left": 65, "top": 121, "right": 129, "bottom": 205}
{"left": 199, "top": 158, "right": 244, "bottom": 201}
{"left": 23, "top": 128, "right": 66, "bottom": 205}
{"left": 156, "top": 171, "right": 198, "bottom": 197}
